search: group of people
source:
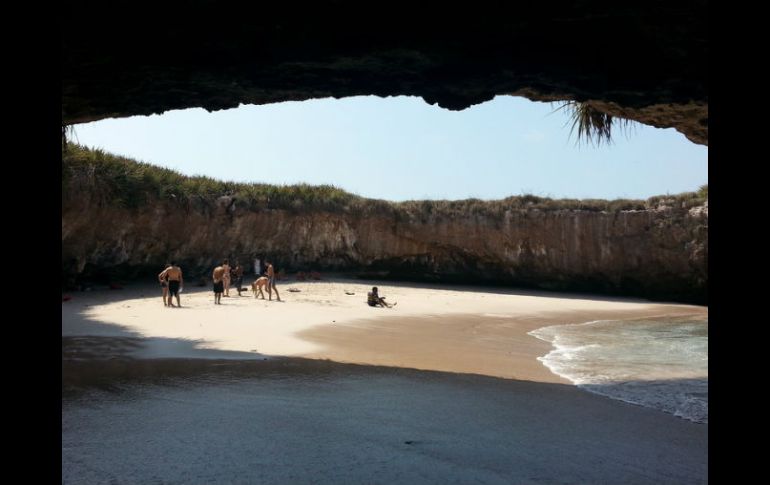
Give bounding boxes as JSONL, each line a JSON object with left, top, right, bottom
{"left": 159, "top": 261, "right": 394, "bottom": 309}
{"left": 212, "top": 259, "right": 280, "bottom": 304}
{"left": 158, "top": 259, "right": 280, "bottom": 306}
{"left": 211, "top": 259, "right": 246, "bottom": 298}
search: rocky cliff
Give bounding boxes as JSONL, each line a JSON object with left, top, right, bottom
{"left": 62, "top": 153, "right": 707, "bottom": 304}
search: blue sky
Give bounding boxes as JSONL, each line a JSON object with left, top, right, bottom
{"left": 72, "top": 95, "right": 707, "bottom": 202}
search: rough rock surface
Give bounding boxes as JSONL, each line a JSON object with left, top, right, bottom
{"left": 62, "top": 193, "right": 707, "bottom": 304}
{"left": 62, "top": 0, "right": 708, "bottom": 145}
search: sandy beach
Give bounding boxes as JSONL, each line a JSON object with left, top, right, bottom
{"left": 62, "top": 277, "right": 705, "bottom": 380}
{"left": 62, "top": 277, "right": 708, "bottom": 484}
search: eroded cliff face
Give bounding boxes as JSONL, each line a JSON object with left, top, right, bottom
{"left": 62, "top": 193, "right": 707, "bottom": 304}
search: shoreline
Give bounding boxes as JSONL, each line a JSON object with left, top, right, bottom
{"left": 63, "top": 278, "right": 708, "bottom": 483}
{"left": 62, "top": 277, "right": 706, "bottom": 383}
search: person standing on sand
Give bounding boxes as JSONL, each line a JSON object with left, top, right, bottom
{"left": 234, "top": 261, "right": 244, "bottom": 296}
{"left": 266, "top": 261, "right": 281, "bottom": 301}
{"left": 222, "top": 259, "right": 231, "bottom": 297}
{"left": 158, "top": 263, "right": 171, "bottom": 306}
{"left": 212, "top": 261, "right": 225, "bottom": 304}
{"left": 159, "top": 262, "right": 184, "bottom": 308}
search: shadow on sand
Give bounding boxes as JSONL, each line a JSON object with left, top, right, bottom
{"left": 63, "top": 336, "right": 707, "bottom": 485}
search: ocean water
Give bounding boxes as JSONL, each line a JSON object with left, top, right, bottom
{"left": 529, "top": 315, "right": 708, "bottom": 423}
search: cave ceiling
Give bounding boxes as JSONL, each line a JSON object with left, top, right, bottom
{"left": 62, "top": 1, "right": 707, "bottom": 145}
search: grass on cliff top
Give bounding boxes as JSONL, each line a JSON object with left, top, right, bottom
{"left": 62, "top": 144, "right": 707, "bottom": 215}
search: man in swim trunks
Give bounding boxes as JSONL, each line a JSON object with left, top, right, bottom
{"left": 159, "top": 262, "right": 184, "bottom": 307}
{"left": 212, "top": 261, "right": 225, "bottom": 305}
{"left": 266, "top": 261, "right": 281, "bottom": 302}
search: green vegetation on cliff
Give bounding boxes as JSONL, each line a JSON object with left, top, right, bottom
{"left": 63, "top": 144, "right": 707, "bottom": 216}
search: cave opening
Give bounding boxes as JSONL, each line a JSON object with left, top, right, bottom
{"left": 63, "top": 94, "right": 707, "bottom": 303}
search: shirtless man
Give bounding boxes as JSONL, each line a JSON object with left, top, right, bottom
{"left": 251, "top": 276, "right": 268, "bottom": 299}
{"left": 159, "top": 262, "right": 183, "bottom": 307}
{"left": 212, "top": 261, "right": 225, "bottom": 304}
{"left": 266, "top": 261, "right": 281, "bottom": 302}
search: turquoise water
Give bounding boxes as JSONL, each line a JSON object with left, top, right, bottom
{"left": 529, "top": 315, "right": 708, "bottom": 423}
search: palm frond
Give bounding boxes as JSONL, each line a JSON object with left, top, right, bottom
{"left": 553, "top": 101, "right": 634, "bottom": 146}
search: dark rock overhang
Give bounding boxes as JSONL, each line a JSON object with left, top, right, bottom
{"left": 62, "top": 0, "right": 707, "bottom": 145}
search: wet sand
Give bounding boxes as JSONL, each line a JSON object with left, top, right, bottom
{"left": 62, "top": 357, "right": 707, "bottom": 484}
{"left": 62, "top": 278, "right": 707, "bottom": 484}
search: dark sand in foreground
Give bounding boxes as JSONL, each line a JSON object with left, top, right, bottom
{"left": 63, "top": 357, "right": 706, "bottom": 485}
{"left": 62, "top": 280, "right": 707, "bottom": 484}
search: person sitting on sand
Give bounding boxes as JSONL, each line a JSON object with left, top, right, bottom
{"left": 367, "top": 286, "right": 395, "bottom": 308}
{"left": 159, "top": 262, "right": 184, "bottom": 307}
{"left": 251, "top": 276, "right": 268, "bottom": 299}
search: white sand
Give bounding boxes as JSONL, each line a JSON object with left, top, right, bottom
{"left": 62, "top": 277, "right": 706, "bottom": 382}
